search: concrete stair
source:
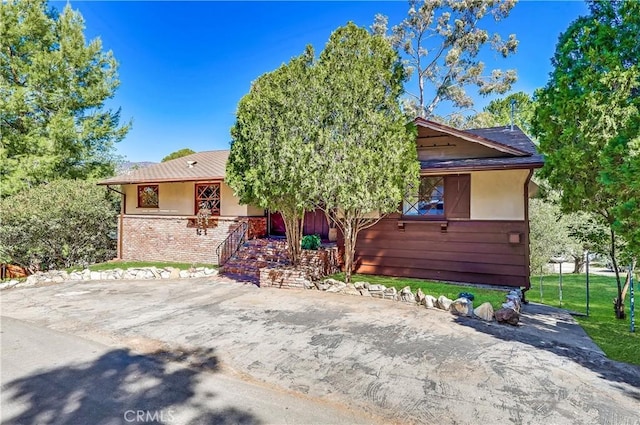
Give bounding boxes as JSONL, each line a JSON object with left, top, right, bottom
{"left": 220, "top": 238, "right": 290, "bottom": 282}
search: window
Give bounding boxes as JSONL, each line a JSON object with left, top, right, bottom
{"left": 195, "top": 183, "right": 220, "bottom": 215}
{"left": 138, "top": 185, "right": 159, "bottom": 208}
{"left": 403, "top": 176, "right": 445, "bottom": 217}
{"left": 403, "top": 174, "right": 470, "bottom": 219}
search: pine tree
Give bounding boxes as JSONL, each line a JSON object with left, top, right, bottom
{"left": 0, "top": 0, "right": 130, "bottom": 196}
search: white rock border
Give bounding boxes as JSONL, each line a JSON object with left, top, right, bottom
{"left": 0, "top": 266, "right": 218, "bottom": 290}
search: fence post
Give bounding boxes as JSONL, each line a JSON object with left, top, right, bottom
{"left": 630, "top": 266, "right": 635, "bottom": 333}
{"left": 585, "top": 251, "right": 590, "bottom": 317}
{"left": 559, "top": 261, "right": 563, "bottom": 308}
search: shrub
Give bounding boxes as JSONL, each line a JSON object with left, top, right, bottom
{"left": 0, "top": 179, "right": 118, "bottom": 272}
{"left": 301, "top": 234, "right": 321, "bottom": 250}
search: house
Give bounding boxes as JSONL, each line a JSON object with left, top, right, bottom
{"left": 98, "top": 118, "right": 543, "bottom": 289}
{"left": 97, "top": 150, "right": 268, "bottom": 265}
{"left": 351, "top": 118, "right": 543, "bottom": 289}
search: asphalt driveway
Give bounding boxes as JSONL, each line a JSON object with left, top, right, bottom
{"left": 1, "top": 277, "right": 639, "bottom": 424}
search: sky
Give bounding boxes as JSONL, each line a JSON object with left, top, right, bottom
{"left": 54, "top": 0, "right": 589, "bottom": 163}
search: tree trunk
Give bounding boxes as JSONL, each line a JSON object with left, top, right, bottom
{"left": 609, "top": 228, "right": 625, "bottom": 319}
{"left": 572, "top": 255, "right": 584, "bottom": 274}
{"left": 281, "top": 208, "right": 304, "bottom": 266}
{"left": 343, "top": 220, "right": 356, "bottom": 283}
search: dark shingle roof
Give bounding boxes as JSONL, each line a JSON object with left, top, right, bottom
{"left": 465, "top": 125, "right": 538, "bottom": 155}
{"left": 98, "top": 150, "right": 229, "bottom": 185}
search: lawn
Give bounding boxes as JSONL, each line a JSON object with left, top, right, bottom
{"left": 534, "top": 273, "right": 639, "bottom": 365}
{"left": 330, "top": 272, "right": 639, "bottom": 365}
{"left": 68, "top": 260, "right": 216, "bottom": 272}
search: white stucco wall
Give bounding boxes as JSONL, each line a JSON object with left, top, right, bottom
{"left": 122, "top": 181, "right": 264, "bottom": 217}
{"left": 220, "top": 182, "right": 266, "bottom": 216}
{"left": 470, "top": 169, "right": 529, "bottom": 220}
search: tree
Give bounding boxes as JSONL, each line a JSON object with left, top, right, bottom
{"left": 227, "top": 47, "right": 319, "bottom": 265}
{"left": 228, "top": 24, "right": 418, "bottom": 278}
{"left": 313, "top": 23, "right": 419, "bottom": 283}
{"left": 0, "top": 0, "right": 130, "bottom": 197}
{"left": 528, "top": 198, "right": 569, "bottom": 275}
{"left": 372, "top": 0, "right": 518, "bottom": 118}
{"left": 0, "top": 179, "right": 118, "bottom": 272}
{"left": 439, "top": 91, "right": 535, "bottom": 131}
{"left": 533, "top": 0, "right": 640, "bottom": 318}
{"left": 161, "top": 148, "right": 196, "bottom": 162}
{"left": 564, "top": 211, "right": 610, "bottom": 273}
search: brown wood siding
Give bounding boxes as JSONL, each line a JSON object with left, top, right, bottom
{"left": 353, "top": 217, "right": 529, "bottom": 288}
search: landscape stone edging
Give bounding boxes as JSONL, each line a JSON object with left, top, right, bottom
{"left": 0, "top": 266, "right": 218, "bottom": 290}
{"left": 307, "top": 278, "right": 523, "bottom": 324}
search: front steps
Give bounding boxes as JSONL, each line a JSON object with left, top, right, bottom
{"left": 220, "top": 238, "right": 290, "bottom": 282}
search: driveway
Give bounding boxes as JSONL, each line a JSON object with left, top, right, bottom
{"left": 2, "top": 277, "right": 639, "bottom": 424}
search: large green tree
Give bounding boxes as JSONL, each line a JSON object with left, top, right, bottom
{"left": 373, "top": 0, "right": 518, "bottom": 118}
{"left": 161, "top": 148, "right": 196, "bottom": 162}
{"left": 0, "top": 0, "right": 130, "bottom": 197}
{"left": 228, "top": 24, "right": 418, "bottom": 278}
{"left": 533, "top": 0, "right": 640, "bottom": 318}
{"left": 227, "top": 48, "right": 319, "bottom": 265}
{"left": 313, "top": 23, "right": 419, "bottom": 283}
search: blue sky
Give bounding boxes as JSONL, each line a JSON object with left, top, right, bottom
{"left": 57, "top": 1, "right": 589, "bottom": 163}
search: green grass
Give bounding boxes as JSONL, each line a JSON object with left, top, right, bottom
{"left": 331, "top": 272, "right": 640, "bottom": 365}
{"left": 329, "top": 272, "right": 508, "bottom": 310}
{"left": 67, "top": 260, "right": 216, "bottom": 272}
{"left": 533, "top": 273, "right": 640, "bottom": 365}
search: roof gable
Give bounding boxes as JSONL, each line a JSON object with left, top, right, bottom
{"left": 414, "top": 117, "right": 531, "bottom": 156}
{"left": 98, "top": 150, "right": 229, "bottom": 185}
{"left": 414, "top": 118, "right": 543, "bottom": 172}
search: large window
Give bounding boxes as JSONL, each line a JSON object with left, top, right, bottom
{"left": 137, "top": 185, "right": 159, "bottom": 208}
{"left": 403, "top": 174, "right": 470, "bottom": 219}
{"left": 195, "top": 183, "right": 220, "bottom": 215}
{"left": 403, "top": 176, "right": 445, "bottom": 217}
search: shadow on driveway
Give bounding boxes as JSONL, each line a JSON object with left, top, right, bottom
{"left": 2, "top": 347, "right": 260, "bottom": 425}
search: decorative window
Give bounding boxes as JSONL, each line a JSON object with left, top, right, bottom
{"left": 195, "top": 183, "right": 221, "bottom": 216}
{"left": 137, "top": 185, "right": 159, "bottom": 208}
{"left": 403, "top": 176, "right": 445, "bottom": 217}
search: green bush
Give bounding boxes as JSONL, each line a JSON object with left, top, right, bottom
{"left": 301, "top": 234, "right": 321, "bottom": 250}
{"left": 0, "top": 179, "right": 118, "bottom": 272}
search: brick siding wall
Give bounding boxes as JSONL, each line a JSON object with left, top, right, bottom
{"left": 120, "top": 215, "right": 266, "bottom": 265}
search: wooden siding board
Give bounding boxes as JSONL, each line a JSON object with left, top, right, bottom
{"left": 356, "top": 238, "right": 525, "bottom": 256}
{"left": 355, "top": 264, "right": 526, "bottom": 287}
{"left": 359, "top": 230, "right": 520, "bottom": 245}
{"left": 356, "top": 256, "right": 526, "bottom": 276}
{"left": 356, "top": 247, "right": 525, "bottom": 266}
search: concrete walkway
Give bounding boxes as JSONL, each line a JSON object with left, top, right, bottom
{"left": 2, "top": 277, "right": 639, "bottom": 424}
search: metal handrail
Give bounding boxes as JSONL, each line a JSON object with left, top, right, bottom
{"left": 216, "top": 221, "right": 249, "bottom": 266}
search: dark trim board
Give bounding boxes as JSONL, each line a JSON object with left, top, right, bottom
{"left": 352, "top": 218, "right": 530, "bottom": 289}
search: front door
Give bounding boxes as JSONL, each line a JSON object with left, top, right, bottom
{"left": 269, "top": 209, "right": 329, "bottom": 240}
